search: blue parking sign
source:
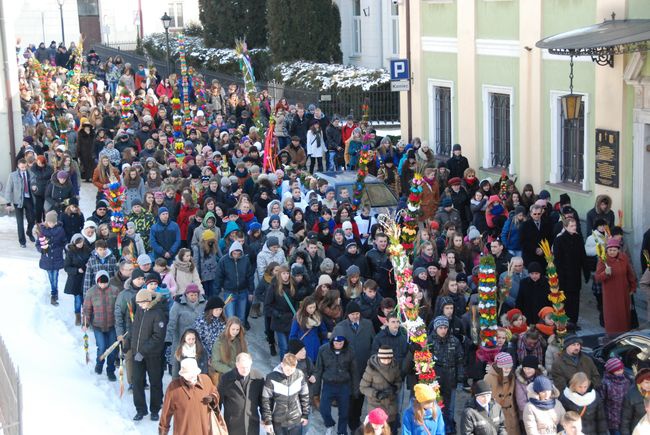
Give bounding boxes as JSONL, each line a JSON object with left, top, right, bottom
{"left": 390, "top": 59, "right": 410, "bottom": 80}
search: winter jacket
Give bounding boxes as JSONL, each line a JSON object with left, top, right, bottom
{"left": 265, "top": 284, "right": 297, "bottom": 334}
{"left": 127, "top": 293, "right": 167, "bottom": 357}
{"left": 192, "top": 242, "right": 219, "bottom": 283}
{"left": 516, "top": 276, "right": 550, "bottom": 324}
{"left": 211, "top": 334, "right": 246, "bottom": 374}
{"left": 514, "top": 365, "right": 548, "bottom": 419}
{"left": 306, "top": 129, "right": 325, "bottom": 157}
{"left": 215, "top": 243, "right": 255, "bottom": 295}
{"left": 586, "top": 195, "right": 616, "bottom": 235}
{"left": 359, "top": 355, "right": 402, "bottom": 421}
{"left": 337, "top": 252, "right": 370, "bottom": 279}
{"left": 122, "top": 179, "right": 146, "bottom": 214}
{"left": 149, "top": 213, "right": 181, "bottom": 259}
{"left": 83, "top": 248, "right": 118, "bottom": 296}
{"left": 314, "top": 337, "right": 359, "bottom": 395}
{"left": 559, "top": 387, "right": 608, "bottom": 435}
{"left": 501, "top": 215, "right": 523, "bottom": 252}
{"left": 447, "top": 154, "right": 469, "bottom": 179}
{"left": 261, "top": 364, "right": 310, "bottom": 427}
{"left": 366, "top": 247, "right": 394, "bottom": 294}
{"left": 159, "top": 374, "right": 219, "bottom": 435}
{"left": 166, "top": 294, "right": 206, "bottom": 349}
{"left": 44, "top": 177, "right": 74, "bottom": 213}
{"left": 29, "top": 164, "right": 54, "bottom": 197}
{"left": 621, "top": 386, "right": 648, "bottom": 435}
{"left": 114, "top": 284, "right": 140, "bottom": 337}
{"left": 64, "top": 243, "right": 91, "bottom": 296}
{"left": 331, "top": 318, "right": 376, "bottom": 379}
{"left": 36, "top": 223, "right": 67, "bottom": 270}
{"left": 83, "top": 276, "right": 120, "bottom": 332}
{"left": 256, "top": 241, "right": 287, "bottom": 280}
{"left": 434, "top": 207, "right": 463, "bottom": 230}
{"left": 355, "top": 292, "right": 383, "bottom": 321}
{"left": 522, "top": 384, "right": 566, "bottom": 435}
{"left": 61, "top": 211, "right": 84, "bottom": 241}
{"left": 193, "top": 315, "right": 225, "bottom": 354}
{"left": 550, "top": 351, "right": 601, "bottom": 393}
{"left": 520, "top": 217, "right": 554, "bottom": 267}
{"left": 461, "top": 398, "right": 507, "bottom": 435}
{"left": 402, "top": 401, "right": 445, "bottom": 435}
{"left": 483, "top": 365, "right": 520, "bottom": 435}
{"left": 428, "top": 332, "right": 464, "bottom": 397}
{"left": 286, "top": 143, "right": 307, "bottom": 167}
{"left": 553, "top": 231, "right": 586, "bottom": 293}
{"left": 371, "top": 327, "right": 409, "bottom": 365}
{"left": 598, "top": 372, "right": 630, "bottom": 430}
{"left": 289, "top": 318, "right": 327, "bottom": 363}
{"left": 218, "top": 367, "right": 265, "bottom": 435}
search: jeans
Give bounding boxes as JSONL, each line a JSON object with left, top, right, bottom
{"left": 508, "top": 249, "right": 522, "bottom": 257}
{"left": 272, "top": 423, "right": 302, "bottom": 435}
{"left": 46, "top": 269, "right": 60, "bottom": 297}
{"left": 278, "top": 136, "right": 290, "bottom": 150}
{"left": 224, "top": 291, "right": 248, "bottom": 321}
{"left": 74, "top": 294, "right": 84, "bottom": 314}
{"left": 320, "top": 382, "right": 350, "bottom": 434}
{"left": 93, "top": 328, "right": 117, "bottom": 374}
{"left": 14, "top": 197, "right": 35, "bottom": 246}
{"left": 203, "top": 280, "right": 216, "bottom": 299}
{"left": 276, "top": 332, "right": 289, "bottom": 360}
{"left": 446, "top": 388, "right": 457, "bottom": 433}
{"left": 327, "top": 151, "right": 337, "bottom": 171}
{"left": 609, "top": 430, "right": 621, "bottom": 435}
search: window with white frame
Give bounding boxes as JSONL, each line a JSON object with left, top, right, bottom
{"left": 353, "top": 0, "right": 362, "bottom": 55}
{"left": 488, "top": 92, "right": 511, "bottom": 168}
{"left": 168, "top": 2, "right": 184, "bottom": 28}
{"left": 390, "top": 3, "right": 399, "bottom": 56}
{"left": 432, "top": 86, "right": 452, "bottom": 157}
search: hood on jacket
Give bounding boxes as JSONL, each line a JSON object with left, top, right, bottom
{"left": 95, "top": 270, "right": 110, "bottom": 282}
{"left": 329, "top": 335, "right": 349, "bottom": 350}
{"left": 93, "top": 247, "right": 113, "bottom": 259}
{"left": 202, "top": 211, "right": 216, "bottom": 229}
{"left": 435, "top": 295, "right": 456, "bottom": 317}
{"left": 515, "top": 365, "right": 548, "bottom": 385}
{"left": 526, "top": 382, "right": 561, "bottom": 400}
{"left": 266, "top": 200, "right": 284, "bottom": 218}
{"left": 223, "top": 221, "right": 240, "bottom": 239}
{"left": 229, "top": 240, "right": 243, "bottom": 257}
{"left": 594, "top": 194, "right": 612, "bottom": 213}
{"left": 486, "top": 195, "right": 502, "bottom": 206}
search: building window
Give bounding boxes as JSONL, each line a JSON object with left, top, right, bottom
{"left": 353, "top": 0, "right": 362, "bottom": 55}
{"left": 560, "top": 101, "right": 585, "bottom": 184}
{"left": 168, "top": 2, "right": 184, "bottom": 28}
{"left": 390, "top": 3, "right": 399, "bottom": 56}
{"left": 433, "top": 86, "right": 452, "bottom": 157}
{"left": 488, "top": 92, "right": 511, "bottom": 168}
{"left": 77, "top": 0, "right": 99, "bottom": 16}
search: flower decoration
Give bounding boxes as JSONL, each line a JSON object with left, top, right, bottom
{"left": 539, "top": 239, "right": 569, "bottom": 345}
{"left": 478, "top": 255, "right": 499, "bottom": 360}
{"left": 352, "top": 137, "right": 374, "bottom": 211}
{"left": 103, "top": 180, "right": 127, "bottom": 254}
{"left": 400, "top": 173, "right": 423, "bottom": 253}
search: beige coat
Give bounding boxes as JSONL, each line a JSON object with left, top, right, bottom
{"left": 522, "top": 384, "right": 566, "bottom": 435}
{"left": 483, "top": 365, "right": 521, "bottom": 435}
{"left": 159, "top": 374, "right": 219, "bottom": 435}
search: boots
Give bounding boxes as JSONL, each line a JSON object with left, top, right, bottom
{"left": 269, "top": 342, "right": 277, "bottom": 356}
{"left": 75, "top": 313, "right": 81, "bottom": 326}
{"left": 250, "top": 302, "right": 261, "bottom": 319}
{"left": 50, "top": 295, "right": 59, "bottom": 306}
{"left": 266, "top": 333, "right": 277, "bottom": 356}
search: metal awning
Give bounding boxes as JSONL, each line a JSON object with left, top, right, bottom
{"left": 536, "top": 15, "right": 650, "bottom": 65}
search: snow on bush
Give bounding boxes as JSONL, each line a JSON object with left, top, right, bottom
{"left": 273, "top": 61, "right": 389, "bottom": 91}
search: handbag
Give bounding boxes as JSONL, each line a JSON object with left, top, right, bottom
{"left": 210, "top": 406, "right": 229, "bottom": 435}
{"left": 630, "top": 294, "right": 639, "bottom": 329}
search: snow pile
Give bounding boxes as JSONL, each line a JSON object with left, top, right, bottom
{"left": 274, "top": 61, "right": 390, "bottom": 91}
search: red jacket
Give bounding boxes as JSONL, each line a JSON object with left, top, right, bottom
{"left": 341, "top": 123, "right": 357, "bottom": 144}
{"left": 177, "top": 204, "right": 198, "bottom": 241}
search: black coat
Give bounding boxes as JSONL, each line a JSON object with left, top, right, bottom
{"left": 446, "top": 155, "right": 470, "bottom": 179}
{"left": 460, "top": 398, "right": 507, "bottom": 435}
{"left": 519, "top": 218, "right": 553, "bottom": 267}
{"left": 45, "top": 176, "right": 74, "bottom": 213}
{"left": 218, "top": 368, "right": 265, "bottom": 435}
{"left": 64, "top": 244, "right": 91, "bottom": 295}
{"left": 37, "top": 223, "right": 67, "bottom": 270}
{"left": 559, "top": 390, "right": 608, "bottom": 435}
{"left": 336, "top": 252, "right": 370, "bottom": 279}
{"left": 128, "top": 300, "right": 167, "bottom": 357}
{"left": 553, "top": 230, "right": 586, "bottom": 292}
{"left": 264, "top": 284, "right": 297, "bottom": 334}
{"left": 61, "top": 212, "right": 85, "bottom": 241}
{"left": 366, "top": 248, "right": 395, "bottom": 298}
{"left": 515, "top": 277, "right": 550, "bottom": 324}
{"left": 29, "top": 164, "right": 54, "bottom": 197}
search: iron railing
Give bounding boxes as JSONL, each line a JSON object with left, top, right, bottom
{"left": 490, "top": 93, "right": 511, "bottom": 168}
{"left": 102, "top": 41, "right": 139, "bottom": 51}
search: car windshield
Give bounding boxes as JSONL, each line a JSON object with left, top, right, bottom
{"left": 363, "top": 184, "right": 398, "bottom": 208}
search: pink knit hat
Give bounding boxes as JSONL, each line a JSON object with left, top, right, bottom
{"left": 494, "top": 352, "right": 513, "bottom": 369}
{"left": 367, "top": 408, "right": 388, "bottom": 425}
{"left": 604, "top": 357, "right": 624, "bottom": 374}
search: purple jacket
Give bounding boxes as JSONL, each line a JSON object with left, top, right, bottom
{"left": 599, "top": 372, "right": 631, "bottom": 429}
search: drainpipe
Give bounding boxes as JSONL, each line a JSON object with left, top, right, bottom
{"left": 405, "top": 0, "right": 412, "bottom": 141}
{"left": 378, "top": 0, "right": 384, "bottom": 69}
{"left": 0, "top": 0, "right": 18, "bottom": 168}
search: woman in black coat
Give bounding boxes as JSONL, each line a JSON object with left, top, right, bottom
{"left": 64, "top": 234, "right": 91, "bottom": 324}
{"left": 558, "top": 372, "right": 608, "bottom": 435}
{"left": 77, "top": 122, "right": 96, "bottom": 181}
{"left": 552, "top": 217, "right": 587, "bottom": 327}
{"left": 60, "top": 199, "right": 84, "bottom": 241}
{"left": 264, "top": 265, "right": 297, "bottom": 360}
{"left": 45, "top": 171, "right": 74, "bottom": 214}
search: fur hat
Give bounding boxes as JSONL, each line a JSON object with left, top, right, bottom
{"left": 204, "top": 296, "right": 225, "bottom": 312}
{"left": 414, "top": 384, "right": 436, "bottom": 403}
{"left": 135, "top": 289, "right": 153, "bottom": 303}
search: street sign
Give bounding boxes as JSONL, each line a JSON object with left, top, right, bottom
{"left": 390, "top": 59, "right": 410, "bottom": 81}
{"left": 391, "top": 80, "right": 410, "bottom": 92}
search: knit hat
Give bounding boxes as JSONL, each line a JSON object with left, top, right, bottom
{"left": 367, "top": 408, "right": 388, "bottom": 425}
{"left": 71, "top": 233, "right": 84, "bottom": 244}
{"left": 438, "top": 296, "right": 454, "bottom": 309}
{"left": 528, "top": 261, "right": 543, "bottom": 274}
{"left": 288, "top": 339, "right": 305, "bottom": 355}
{"left": 320, "top": 258, "right": 335, "bottom": 274}
{"left": 332, "top": 336, "right": 346, "bottom": 342}
{"left": 342, "top": 221, "right": 353, "bottom": 230}
{"left": 204, "top": 296, "right": 225, "bottom": 312}
{"left": 131, "top": 268, "right": 146, "bottom": 281}
{"left": 346, "top": 265, "right": 361, "bottom": 276}
{"left": 514, "top": 205, "right": 527, "bottom": 216}
{"left": 45, "top": 210, "right": 58, "bottom": 225}
{"left": 291, "top": 263, "right": 305, "bottom": 276}
{"left": 441, "top": 197, "right": 453, "bottom": 208}
{"left": 269, "top": 214, "right": 281, "bottom": 225}
{"left": 318, "top": 275, "right": 333, "bottom": 286}
{"left": 532, "top": 376, "right": 553, "bottom": 393}
{"left": 468, "top": 226, "right": 481, "bottom": 241}
{"left": 56, "top": 170, "right": 68, "bottom": 179}
{"left": 158, "top": 207, "right": 169, "bottom": 216}
{"left": 345, "top": 301, "right": 361, "bottom": 315}
{"left": 538, "top": 190, "right": 551, "bottom": 200}
{"left": 635, "top": 368, "right": 650, "bottom": 385}
{"left": 346, "top": 240, "right": 357, "bottom": 249}
{"left": 456, "top": 272, "right": 467, "bottom": 284}
{"left": 137, "top": 254, "right": 152, "bottom": 266}
{"left": 154, "top": 191, "right": 165, "bottom": 200}
{"left": 131, "top": 199, "right": 143, "bottom": 208}
{"left": 202, "top": 229, "right": 216, "bottom": 241}
{"left": 495, "top": 352, "right": 514, "bottom": 369}
{"left": 377, "top": 345, "right": 393, "bottom": 359}
{"left": 95, "top": 270, "right": 110, "bottom": 284}
{"left": 135, "top": 289, "right": 153, "bottom": 303}
{"left": 606, "top": 238, "right": 620, "bottom": 249}
{"left": 185, "top": 283, "right": 200, "bottom": 294}
{"left": 604, "top": 357, "right": 624, "bottom": 374}
{"left": 538, "top": 306, "right": 554, "bottom": 321}
{"left": 126, "top": 221, "right": 136, "bottom": 231}
{"left": 266, "top": 236, "right": 280, "bottom": 248}
{"left": 433, "top": 315, "right": 449, "bottom": 330}
{"left": 522, "top": 355, "right": 539, "bottom": 369}
{"left": 413, "top": 267, "right": 427, "bottom": 277}
{"left": 414, "top": 384, "right": 436, "bottom": 403}
{"left": 452, "top": 144, "right": 462, "bottom": 152}
{"left": 506, "top": 308, "right": 523, "bottom": 323}
{"left": 563, "top": 334, "right": 583, "bottom": 348}
{"left": 248, "top": 222, "right": 262, "bottom": 233}
{"left": 145, "top": 271, "right": 161, "bottom": 285}
{"left": 472, "top": 380, "right": 492, "bottom": 396}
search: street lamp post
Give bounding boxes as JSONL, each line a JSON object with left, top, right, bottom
{"left": 56, "top": 0, "right": 65, "bottom": 46}
{"left": 161, "top": 12, "right": 172, "bottom": 76}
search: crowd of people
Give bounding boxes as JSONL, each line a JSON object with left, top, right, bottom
{"left": 6, "top": 39, "right": 650, "bottom": 435}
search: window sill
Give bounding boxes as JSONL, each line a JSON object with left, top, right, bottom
{"left": 479, "top": 166, "right": 514, "bottom": 177}
{"left": 545, "top": 181, "right": 592, "bottom": 195}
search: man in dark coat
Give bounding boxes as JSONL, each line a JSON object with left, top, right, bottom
{"left": 365, "top": 233, "right": 395, "bottom": 299}
{"left": 336, "top": 241, "right": 370, "bottom": 279}
{"left": 446, "top": 144, "right": 469, "bottom": 179}
{"left": 289, "top": 105, "right": 311, "bottom": 146}
{"left": 490, "top": 238, "right": 513, "bottom": 278}
{"left": 553, "top": 218, "right": 587, "bottom": 328}
{"left": 218, "top": 353, "right": 265, "bottom": 435}
{"left": 371, "top": 313, "right": 409, "bottom": 367}
{"left": 515, "top": 262, "right": 550, "bottom": 324}
{"left": 621, "top": 368, "right": 650, "bottom": 435}
{"left": 149, "top": 207, "right": 181, "bottom": 261}
{"left": 519, "top": 204, "right": 553, "bottom": 268}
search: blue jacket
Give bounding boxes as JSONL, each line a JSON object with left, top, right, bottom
{"left": 214, "top": 242, "right": 255, "bottom": 295}
{"left": 402, "top": 401, "right": 445, "bottom": 435}
{"left": 501, "top": 215, "right": 522, "bottom": 252}
{"left": 149, "top": 214, "right": 181, "bottom": 258}
{"left": 37, "top": 223, "right": 67, "bottom": 270}
{"left": 219, "top": 221, "right": 240, "bottom": 253}
{"left": 289, "top": 318, "right": 328, "bottom": 363}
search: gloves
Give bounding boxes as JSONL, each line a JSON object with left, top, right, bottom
{"left": 376, "top": 390, "right": 391, "bottom": 400}
{"left": 202, "top": 395, "right": 215, "bottom": 405}
{"left": 134, "top": 352, "right": 144, "bottom": 362}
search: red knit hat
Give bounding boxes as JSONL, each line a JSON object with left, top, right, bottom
{"left": 506, "top": 308, "right": 523, "bottom": 323}
{"left": 367, "top": 408, "right": 388, "bottom": 425}
{"left": 538, "top": 306, "right": 554, "bottom": 321}
{"left": 604, "top": 357, "right": 624, "bottom": 374}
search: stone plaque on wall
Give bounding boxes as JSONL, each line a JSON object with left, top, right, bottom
{"left": 595, "top": 129, "right": 619, "bottom": 188}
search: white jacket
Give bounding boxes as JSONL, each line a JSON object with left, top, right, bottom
{"left": 306, "top": 130, "right": 326, "bottom": 157}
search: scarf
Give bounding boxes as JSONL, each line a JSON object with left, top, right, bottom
{"left": 464, "top": 177, "right": 477, "bottom": 186}
{"left": 238, "top": 210, "right": 255, "bottom": 223}
{"left": 562, "top": 387, "right": 596, "bottom": 407}
{"left": 306, "top": 316, "right": 321, "bottom": 329}
{"left": 174, "top": 259, "right": 193, "bottom": 273}
{"left": 509, "top": 322, "right": 528, "bottom": 335}
{"left": 529, "top": 397, "right": 556, "bottom": 410}
{"left": 182, "top": 343, "right": 197, "bottom": 358}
